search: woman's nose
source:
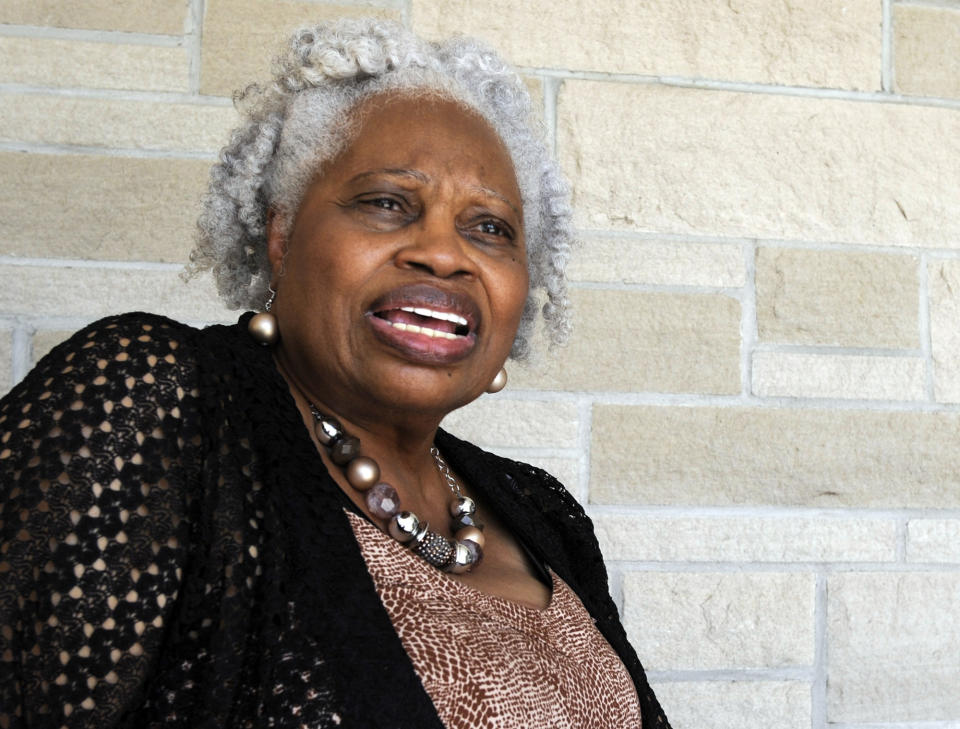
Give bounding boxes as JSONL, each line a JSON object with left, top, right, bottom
{"left": 395, "top": 217, "right": 476, "bottom": 279}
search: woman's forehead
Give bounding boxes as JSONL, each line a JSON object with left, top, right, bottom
{"left": 332, "top": 95, "right": 521, "bottom": 196}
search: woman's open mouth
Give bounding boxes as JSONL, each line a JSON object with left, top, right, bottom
{"left": 366, "top": 285, "right": 479, "bottom": 364}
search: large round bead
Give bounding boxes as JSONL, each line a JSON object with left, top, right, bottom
{"left": 314, "top": 416, "right": 343, "bottom": 446}
{"left": 388, "top": 512, "right": 420, "bottom": 542}
{"left": 486, "top": 367, "right": 507, "bottom": 393}
{"left": 448, "top": 495, "right": 476, "bottom": 519}
{"left": 454, "top": 525, "right": 485, "bottom": 549}
{"left": 247, "top": 312, "right": 279, "bottom": 345}
{"left": 366, "top": 483, "right": 401, "bottom": 519}
{"left": 346, "top": 456, "right": 380, "bottom": 491}
{"left": 331, "top": 436, "right": 360, "bottom": 465}
{"left": 446, "top": 542, "right": 474, "bottom": 574}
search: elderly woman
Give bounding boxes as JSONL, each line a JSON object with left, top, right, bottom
{"left": 0, "top": 19, "right": 670, "bottom": 729}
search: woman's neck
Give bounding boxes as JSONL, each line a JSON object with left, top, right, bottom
{"left": 273, "top": 352, "right": 446, "bottom": 495}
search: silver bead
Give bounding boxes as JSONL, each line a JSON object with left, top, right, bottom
{"left": 314, "top": 416, "right": 342, "bottom": 446}
{"left": 247, "top": 312, "right": 279, "bottom": 345}
{"left": 346, "top": 456, "right": 380, "bottom": 491}
{"left": 454, "top": 525, "right": 485, "bottom": 549}
{"left": 449, "top": 495, "right": 476, "bottom": 519}
{"left": 388, "top": 512, "right": 420, "bottom": 542}
{"left": 445, "top": 542, "right": 474, "bottom": 574}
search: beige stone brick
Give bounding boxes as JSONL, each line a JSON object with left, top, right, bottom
{"left": 894, "top": 5, "right": 960, "bottom": 100}
{"left": 558, "top": 82, "right": 960, "bottom": 247}
{"left": 751, "top": 352, "right": 925, "bottom": 401}
{"left": 0, "top": 330, "right": 11, "bottom": 395}
{"left": 568, "top": 238, "right": 744, "bottom": 288}
{"left": 906, "top": 519, "right": 960, "bottom": 563}
{"left": 651, "top": 681, "right": 811, "bottom": 729}
{"left": 0, "top": 152, "right": 209, "bottom": 262}
{"left": 623, "top": 571, "right": 815, "bottom": 670}
{"left": 755, "top": 248, "right": 918, "bottom": 348}
{"left": 508, "top": 289, "right": 740, "bottom": 393}
{"left": 0, "top": 37, "right": 190, "bottom": 93}
{"left": 828, "top": 572, "right": 960, "bottom": 722}
{"left": 594, "top": 514, "right": 896, "bottom": 563}
{"left": 591, "top": 405, "right": 960, "bottom": 508}
{"left": 31, "top": 329, "right": 76, "bottom": 366}
{"left": 412, "top": 0, "right": 880, "bottom": 90}
{"left": 0, "top": 0, "right": 188, "bottom": 34}
{"left": 441, "top": 398, "right": 578, "bottom": 449}
{"left": 200, "top": 0, "right": 398, "bottom": 97}
{"left": 929, "top": 260, "right": 960, "bottom": 403}
{"left": 0, "top": 266, "right": 232, "bottom": 323}
{"left": 0, "top": 93, "right": 237, "bottom": 152}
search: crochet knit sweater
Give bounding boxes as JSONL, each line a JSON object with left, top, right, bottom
{"left": 0, "top": 312, "right": 671, "bottom": 729}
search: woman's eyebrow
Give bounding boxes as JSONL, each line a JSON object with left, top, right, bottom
{"left": 470, "top": 185, "right": 522, "bottom": 220}
{"left": 348, "top": 168, "right": 430, "bottom": 185}
{"left": 348, "top": 170, "right": 521, "bottom": 219}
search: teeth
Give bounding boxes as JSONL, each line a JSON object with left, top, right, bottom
{"left": 389, "top": 320, "right": 458, "bottom": 339}
{"left": 400, "top": 306, "right": 468, "bottom": 327}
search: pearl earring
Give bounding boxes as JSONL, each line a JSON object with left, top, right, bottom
{"left": 486, "top": 367, "right": 507, "bottom": 393}
{"left": 247, "top": 286, "right": 279, "bottom": 345}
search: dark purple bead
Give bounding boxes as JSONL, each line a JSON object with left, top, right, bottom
{"left": 462, "top": 539, "right": 483, "bottom": 568}
{"left": 366, "top": 483, "right": 401, "bottom": 519}
{"left": 453, "top": 514, "right": 483, "bottom": 532}
{"left": 331, "top": 436, "right": 360, "bottom": 465}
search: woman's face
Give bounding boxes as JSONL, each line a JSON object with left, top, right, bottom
{"left": 269, "top": 94, "right": 529, "bottom": 421}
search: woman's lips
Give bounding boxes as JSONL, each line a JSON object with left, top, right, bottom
{"left": 366, "top": 284, "right": 480, "bottom": 364}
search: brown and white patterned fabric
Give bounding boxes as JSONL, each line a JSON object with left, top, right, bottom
{"left": 348, "top": 511, "right": 644, "bottom": 728}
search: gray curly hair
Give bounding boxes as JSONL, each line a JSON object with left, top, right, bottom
{"left": 189, "top": 18, "right": 574, "bottom": 359}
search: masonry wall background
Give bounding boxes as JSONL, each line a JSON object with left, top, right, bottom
{"left": 2, "top": 1, "right": 959, "bottom": 727}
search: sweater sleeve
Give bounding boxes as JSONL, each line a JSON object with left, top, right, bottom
{"left": 0, "top": 315, "right": 201, "bottom": 728}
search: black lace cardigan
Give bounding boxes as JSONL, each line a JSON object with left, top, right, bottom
{"left": 0, "top": 312, "right": 670, "bottom": 729}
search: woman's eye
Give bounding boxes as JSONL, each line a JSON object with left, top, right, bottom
{"left": 477, "top": 220, "right": 514, "bottom": 240}
{"left": 362, "top": 197, "right": 404, "bottom": 212}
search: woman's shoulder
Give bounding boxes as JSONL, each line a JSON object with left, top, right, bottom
{"left": 0, "top": 312, "right": 211, "bottom": 463}
{"left": 34, "top": 312, "right": 200, "bottom": 371}
{"left": 4, "top": 312, "right": 212, "bottom": 408}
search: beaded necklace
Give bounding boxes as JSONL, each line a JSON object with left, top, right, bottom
{"left": 308, "top": 404, "right": 485, "bottom": 573}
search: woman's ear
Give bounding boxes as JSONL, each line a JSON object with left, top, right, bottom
{"left": 266, "top": 208, "right": 289, "bottom": 281}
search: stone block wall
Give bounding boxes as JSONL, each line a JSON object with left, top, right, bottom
{"left": 2, "top": 1, "right": 959, "bottom": 727}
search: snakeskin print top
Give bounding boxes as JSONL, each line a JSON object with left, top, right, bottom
{"left": 348, "top": 512, "right": 643, "bottom": 728}
{"left": 0, "top": 313, "right": 671, "bottom": 728}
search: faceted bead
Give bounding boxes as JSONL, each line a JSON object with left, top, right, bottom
{"left": 452, "top": 514, "right": 483, "bottom": 532}
{"left": 462, "top": 539, "right": 483, "bottom": 568}
{"left": 346, "top": 456, "right": 379, "bottom": 491}
{"left": 330, "top": 436, "right": 360, "bottom": 465}
{"left": 366, "top": 483, "right": 401, "bottom": 519}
